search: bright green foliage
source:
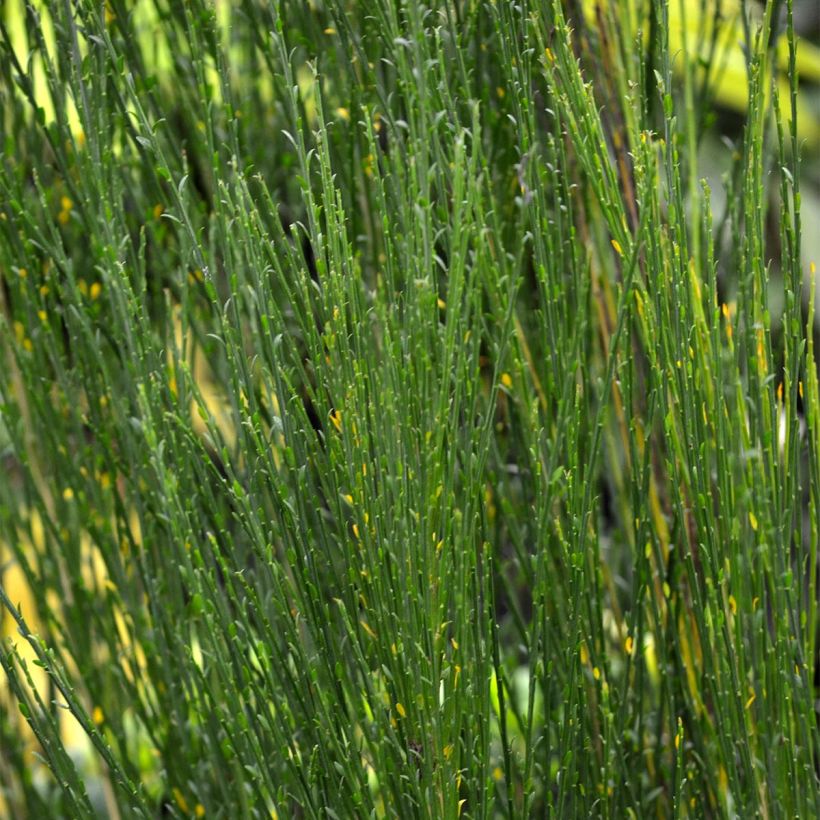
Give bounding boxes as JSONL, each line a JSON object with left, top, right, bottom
{"left": 0, "top": 1, "right": 817, "bottom": 818}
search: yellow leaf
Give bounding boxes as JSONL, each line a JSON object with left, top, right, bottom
{"left": 172, "top": 788, "right": 189, "bottom": 815}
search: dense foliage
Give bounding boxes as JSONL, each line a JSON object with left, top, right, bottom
{"left": 1, "top": 1, "right": 818, "bottom": 817}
